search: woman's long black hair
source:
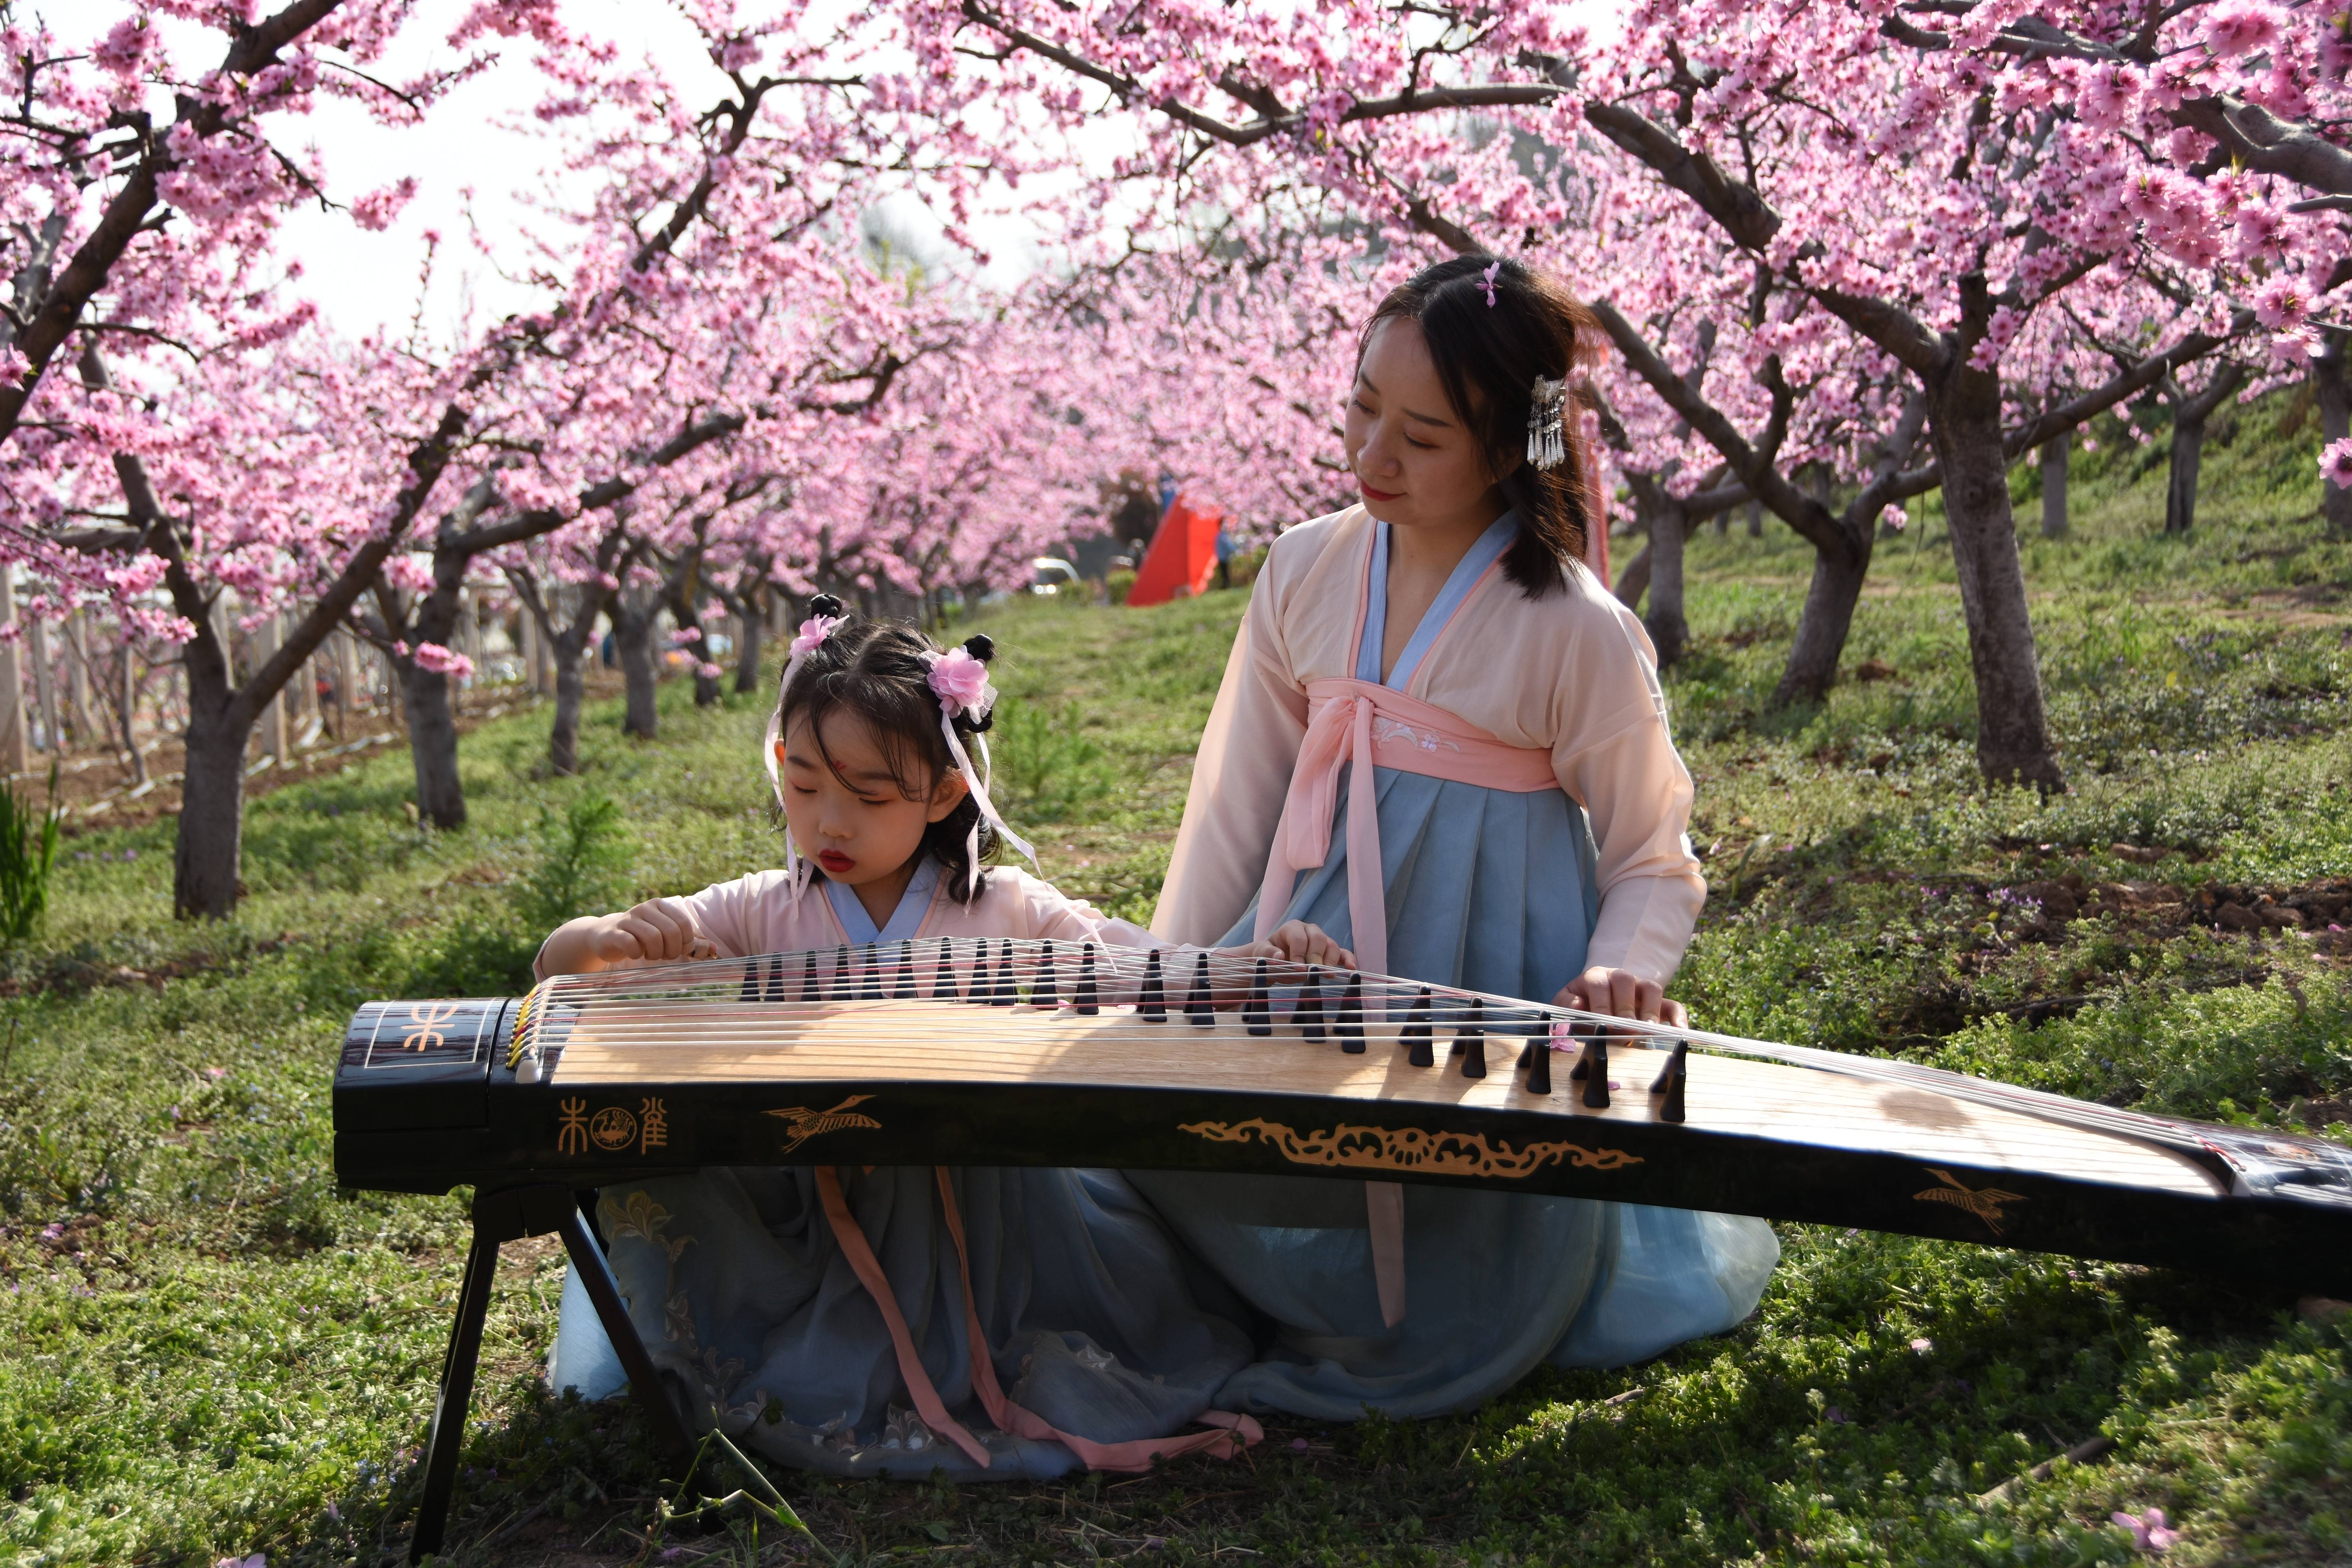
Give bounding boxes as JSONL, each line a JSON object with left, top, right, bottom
{"left": 1359, "top": 254, "right": 1604, "bottom": 598}
{"left": 775, "top": 595, "right": 998, "bottom": 902}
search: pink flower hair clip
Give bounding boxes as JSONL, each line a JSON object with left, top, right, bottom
{"left": 1479, "top": 260, "right": 1502, "bottom": 308}
{"left": 921, "top": 637, "right": 1038, "bottom": 893}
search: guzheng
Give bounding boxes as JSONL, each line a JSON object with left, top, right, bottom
{"left": 334, "top": 938, "right": 2352, "bottom": 1560}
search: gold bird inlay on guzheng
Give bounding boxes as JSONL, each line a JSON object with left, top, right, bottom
{"left": 331, "top": 936, "right": 2352, "bottom": 1562}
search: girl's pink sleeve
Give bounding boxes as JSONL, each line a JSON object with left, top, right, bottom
{"left": 1150, "top": 545, "right": 1310, "bottom": 945}
{"left": 529, "top": 873, "right": 766, "bottom": 983}
{"left": 1010, "top": 870, "right": 1162, "bottom": 950}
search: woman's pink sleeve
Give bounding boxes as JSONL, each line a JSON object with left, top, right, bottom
{"left": 1550, "top": 601, "right": 1706, "bottom": 987}
{"left": 1149, "top": 557, "right": 1310, "bottom": 944}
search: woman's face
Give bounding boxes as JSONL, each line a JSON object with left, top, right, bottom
{"left": 777, "top": 708, "right": 966, "bottom": 889}
{"left": 1344, "top": 317, "right": 1501, "bottom": 532}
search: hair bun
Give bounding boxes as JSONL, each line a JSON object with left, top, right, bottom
{"left": 808, "top": 593, "right": 844, "bottom": 618}
{"left": 962, "top": 633, "right": 995, "bottom": 663}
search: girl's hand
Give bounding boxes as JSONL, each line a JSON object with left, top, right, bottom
{"left": 1239, "top": 921, "right": 1357, "bottom": 970}
{"left": 1556, "top": 966, "right": 1687, "bottom": 1028}
{"left": 542, "top": 898, "right": 715, "bottom": 976}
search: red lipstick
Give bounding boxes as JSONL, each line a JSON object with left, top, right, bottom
{"left": 817, "top": 850, "right": 854, "bottom": 874}
{"left": 1359, "top": 481, "right": 1402, "bottom": 502}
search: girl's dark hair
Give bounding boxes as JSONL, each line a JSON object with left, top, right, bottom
{"left": 776, "top": 594, "right": 999, "bottom": 902}
{"left": 1359, "top": 254, "right": 1603, "bottom": 598}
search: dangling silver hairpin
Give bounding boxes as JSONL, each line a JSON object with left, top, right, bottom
{"left": 1526, "top": 375, "right": 1569, "bottom": 471}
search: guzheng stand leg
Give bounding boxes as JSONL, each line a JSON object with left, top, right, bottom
{"left": 410, "top": 1221, "right": 499, "bottom": 1563}
{"left": 407, "top": 1184, "right": 693, "bottom": 1565}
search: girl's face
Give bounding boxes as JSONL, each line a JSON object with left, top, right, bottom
{"left": 778, "top": 708, "right": 967, "bottom": 889}
{"left": 1344, "top": 318, "right": 1503, "bottom": 532}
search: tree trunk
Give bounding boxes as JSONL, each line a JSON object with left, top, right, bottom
{"left": 66, "top": 613, "right": 92, "bottom": 746}
{"left": 2164, "top": 413, "right": 2208, "bottom": 535}
{"left": 255, "top": 613, "right": 288, "bottom": 765}
{"left": 1746, "top": 497, "right": 1763, "bottom": 538}
{"left": 1644, "top": 497, "right": 1688, "bottom": 668}
{"left": 613, "top": 593, "right": 659, "bottom": 739}
{"left": 2040, "top": 439, "right": 2069, "bottom": 539}
{"left": 1926, "top": 374, "right": 2062, "bottom": 789}
{"left": 734, "top": 602, "right": 763, "bottom": 694}
{"left": 1612, "top": 544, "right": 1652, "bottom": 610}
{"left": 2163, "top": 368, "right": 2245, "bottom": 537}
{"left": 400, "top": 657, "right": 465, "bottom": 828}
{"left": 0, "top": 565, "right": 25, "bottom": 775}
{"left": 172, "top": 624, "right": 248, "bottom": 919}
{"left": 2317, "top": 327, "right": 2352, "bottom": 539}
{"left": 119, "top": 644, "right": 148, "bottom": 785}
{"left": 175, "top": 714, "right": 251, "bottom": 919}
{"left": 549, "top": 636, "right": 589, "bottom": 776}
{"left": 28, "top": 617, "right": 54, "bottom": 753}
{"left": 1771, "top": 542, "right": 1871, "bottom": 706}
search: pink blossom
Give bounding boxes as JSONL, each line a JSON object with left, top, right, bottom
{"left": 94, "top": 17, "right": 154, "bottom": 78}
{"left": 694, "top": 661, "right": 724, "bottom": 679}
{"left": 102, "top": 558, "right": 168, "bottom": 597}
{"left": 409, "top": 642, "right": 474, "bottom": 679}
{"left": 2251, "top": 276, "right": 2312, "bottom": 329}
{"left": 383, "top": 555, "right": 436, "bottom": 595}
{"left": 2202, "top": 2, "right": 2284, "bottom": 57}
{"left": 349, "top": 178, "right": 417, "bottom": 232}
{"left": 2077, "top": 62, "right": 2140, "bottom": 129}
{"left": 1880, "top": 505, "right": 1908, "bottom": 533}
{"left": 926, "top": 647, "right": 991, "bottom": 713}
{"left": 668, "top": 626, "right": 702, "bottom": 646}
{"left": 1909, "top": 1336, "right": 1932, "bottom": 1352}
{"left": 2321, "top": 439, "right": 2352, "bottom": 490}
{"left": 2112, "top": 1508, "right": 2180, "bottom": 1553}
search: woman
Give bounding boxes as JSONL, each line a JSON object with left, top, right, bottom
{"left": 1140, "top": 255, "right": 1778, "bottom": 1418}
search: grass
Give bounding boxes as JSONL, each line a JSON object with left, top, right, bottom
{"left": 2, "top": 388, "right": 2350, "bottom": 1566}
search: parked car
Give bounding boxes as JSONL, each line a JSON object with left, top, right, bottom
{"left": 1029, "top": 557, "right": 1082, "bottom": 596}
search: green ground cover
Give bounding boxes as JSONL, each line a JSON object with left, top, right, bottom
{"left": 4, "top": 390, "right": 2350, "bottom": 1566}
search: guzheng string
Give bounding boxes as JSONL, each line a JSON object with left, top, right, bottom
{"left": 505, "top": 937, "right": 2217, "bottom": 1166}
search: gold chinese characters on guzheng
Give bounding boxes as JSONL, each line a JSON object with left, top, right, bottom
{"left": 332, "top": 936, "right": 2352, "bottom": 1293}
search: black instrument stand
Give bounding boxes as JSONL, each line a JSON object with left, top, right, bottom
{"left": 408, "top": 1184, "right": 694, "bottom": 1563}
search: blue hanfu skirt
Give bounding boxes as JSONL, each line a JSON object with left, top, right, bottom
{"left": 551, "top": 1164, "right": 1258, "bottom": 1477}
{"left": 1125, "top": 764, "right": 1779, "bottom": 1418}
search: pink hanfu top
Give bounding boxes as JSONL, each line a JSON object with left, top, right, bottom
{"left": 1157, "top": 503, "right": 1706, "bottom": 987}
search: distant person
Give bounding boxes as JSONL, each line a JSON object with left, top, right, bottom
{"left": 1213, "top": 523, "right": 1238, "bottom": 590}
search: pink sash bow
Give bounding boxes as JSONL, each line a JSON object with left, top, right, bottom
{"left": 1252, "top": 677, "right": 1558, "bottom": 981}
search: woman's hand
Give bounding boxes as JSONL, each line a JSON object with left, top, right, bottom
{"left": 1237, "top": 920, "right": 1357, "bottom": 970}
{"left": 1556, "top": 965, "right": 1687, "bottom": 1028}
{"left": 539, "top": 898, "right": 716, "bottom": 976}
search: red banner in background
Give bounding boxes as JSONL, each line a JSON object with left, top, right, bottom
{"left": 1126, "top": 496, "right": 1223, "bottom": 607}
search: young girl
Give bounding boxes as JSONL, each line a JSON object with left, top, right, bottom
{"left": 1144, "top": 255, "right": 1778, "bottom": 1417}
{"left": 541, "top": 602, "right": 1343, "bottom": 1478}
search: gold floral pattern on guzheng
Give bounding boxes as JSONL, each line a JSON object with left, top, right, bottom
{"left": 1912, "top": 1166, "right": 2027, "bottom": 1235}
{"left": 1178, "top": 1118, "right": 1642, "bottom": 1179}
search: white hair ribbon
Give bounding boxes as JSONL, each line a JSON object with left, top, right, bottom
{"left": 922, "top": 648, "right": 1038, "bottom": 897}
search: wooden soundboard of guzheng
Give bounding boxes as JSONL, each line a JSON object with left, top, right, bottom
{"left": 330, "top": 938, "right": 2352, "bottom": 1294}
